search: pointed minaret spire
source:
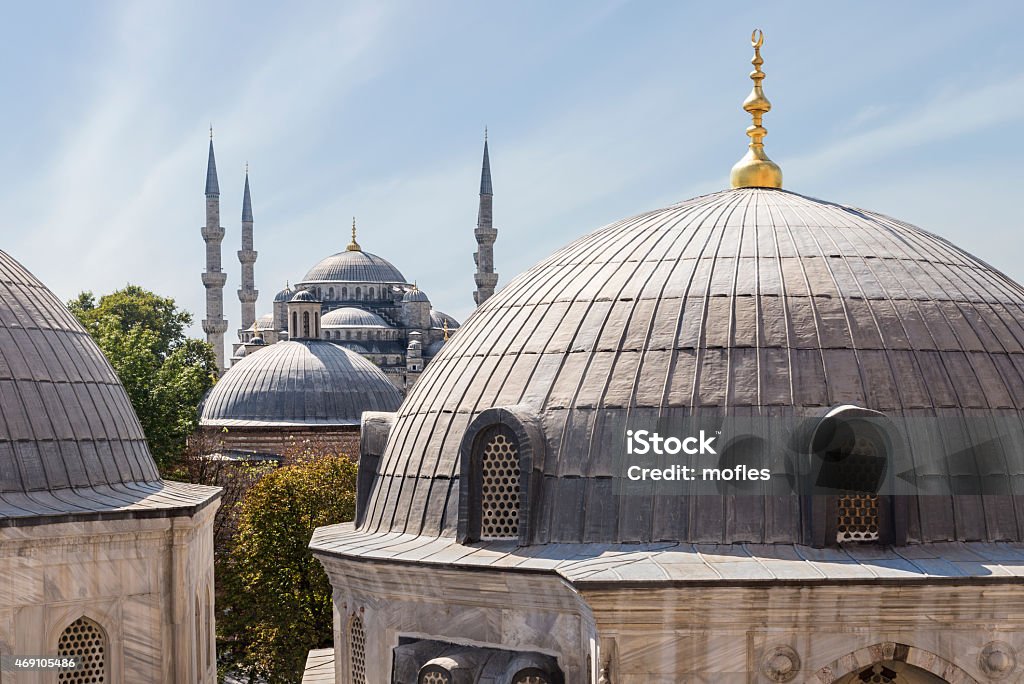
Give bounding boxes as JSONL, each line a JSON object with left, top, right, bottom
{"left": 238, "top": 164, "right": 258, "bottom": 336}
{"left": 473, "top": 129, "right": 498, "bottom": 307}
{"left": 201, "top": 130, "right": 228, "bottom": 373}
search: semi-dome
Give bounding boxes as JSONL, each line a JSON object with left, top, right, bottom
{"left": 322, "top": 307, "right": 390, "bottom": 328}
{"left": 361, "top": 187, "right": 1024, "bottom": 544}
{"left": 429, "top": 309, "right": 460, "bottom": 330}
{"left": 0, "top": 250, "right": 217, "bottom": 522}
{"left": 200, "top": 340, "right": 402, "bottom": 427}
{"left": 302, "top": 249, "right": 406, "bottom": 284}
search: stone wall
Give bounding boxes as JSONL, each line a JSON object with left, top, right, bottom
{"left": 201, "top": 424, "right": 360, "bottom": 460}
{"left": 0, "top": 502, "right": 218, "bottom": 683}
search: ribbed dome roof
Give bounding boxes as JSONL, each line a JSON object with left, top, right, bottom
{"left": 302, "top": 249, "right": 406, "bottom": 284}
{"left": 290, "top": 289, "right": 319, "bottom": 303}
{"left": 0, "top": 250, "right": 217, "bottom": 522}
{"left": 253, "top": 313, "right": 275, "bottom": 330}
{"left": 361, "top": 188, "right": 1024, "bottom": 544}
{"left": 274, "top": 286, "right": 296, "bottom": 302}
{"left": 429, "top": 309, "right": 460, "bottom": 330}
{"left": 402, "top": 288, "right": 429, "bottom": 303}
{"left": 322, "top": 307, "right": 389, "bottom": 328}
{"left": 200, "top": 340, "right": 402, "bottom": 426}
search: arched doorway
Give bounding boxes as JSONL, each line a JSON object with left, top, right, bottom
{"left": 816, "top": 643, "right": 979, "bottom": 684}
{"left": 833, "top": 661, "right": 947, "bottom": 683}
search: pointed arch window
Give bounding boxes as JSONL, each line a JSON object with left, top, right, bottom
{"left": 57, "top": 616, "right": 107, "bottom": 683}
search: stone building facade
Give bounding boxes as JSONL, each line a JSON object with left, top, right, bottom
{"left": 0, "top": 249, "right": 221, "bottom": 683}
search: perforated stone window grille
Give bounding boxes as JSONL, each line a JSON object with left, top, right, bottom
{"left": 420, "top": 670, "right": 452, "bottom": 684}
{"left": 836, "top": 433, "right": 882, "bottom": 543}
{"left": 480, "top": 430, "right": 520, "bottom": 540}
{"left": 57, "top": 617, "right": 106, "bottom": 683}
{"left": 348, "top": 614, "right": 367, "bottom": 684}
{"left": 514, "top": 670, "right": 551, "bottom": 684}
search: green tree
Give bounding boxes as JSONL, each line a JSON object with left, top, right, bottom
{"left": 220, "top": 452, "right": 357, "bottom": 683}
{"left": 68, "top": 286, "right": 216, "bottom": 469}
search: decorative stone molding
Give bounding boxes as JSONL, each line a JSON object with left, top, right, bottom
{"left": 814, "top": 642, "right": 980, "bottom": 684}
{"left": 762, "top": 645, "right": 800, "bottom": 682}
{"left": 979, "top": 641, "right": 1016, "bottom": 680}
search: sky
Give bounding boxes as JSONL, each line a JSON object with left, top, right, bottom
{"left": 1, "top": 1, "right": 1021, "bottom": 358}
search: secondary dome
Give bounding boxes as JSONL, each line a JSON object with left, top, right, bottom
{"left": 290, "top": 289, "right": 319, "bottom": 303}
{"left": 402, "top": 288, "right": 429, "bottom": 303}
{"left": 322, "top": 307, "right": 389, "bottom": 328}
{"left": 302, "top": 250, "right": 406, "bottom": 284}
{"left": 0, "top": 250, "right": 217, "bottom": 522}
{"left": 200, "top": 340, "right": 402, "bottom": 426}
{"left": 361, "top": 188, "right": 1024, "bottom": 543}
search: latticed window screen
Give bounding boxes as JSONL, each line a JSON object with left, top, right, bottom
{"left": 835, "top": 432, "right": 882, "bottom": 543}
{"left": 348, "top": 614, "right": 367, "bottom": 684}
{"left": 479, "top": 429, "right": 520, "bottom": 540}
{"left": 57, "top": 617, "right": 106, "bottom": 683}
{"left": 514, "top": 670, "right": 552, "bottom": 684}
{"left": 420, "top": 670, "right": 453, "bottom": 684}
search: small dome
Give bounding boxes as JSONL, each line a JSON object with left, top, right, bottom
{"left": 322, "top": 307, "right": 390, "bottom": 328}
{"left": 274, "top": 286, "right": 296, "bottom": 302}
{"left": 403, "top": 288, "right": 430, "bottom": 303}
{"left": 290, "top": 289, "right": 319, "bottom": 303}
{"left": 425, "top": 339, "right": 446, "bottom": 356}
{"left": 250, "top": 336, "right": 266, "bottom": 346}
{"left": 302, "top": 250, "right": 406, "bottom": 284}
{"left": 235, "top": 345, "right": 248, "bottom": 358}
{"left": 200, "top": 340, "right": 402, "bottom": 427}
{"left": 0, "top": 250, "right": 217, "bottom": 522}
{"left": 429, "top": 309, "right": 460, "bottom": 330}
{"left": 253, "top": 313, "right": 275, "bottom": 330}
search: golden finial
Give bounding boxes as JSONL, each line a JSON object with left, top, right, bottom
{"left": 346, "top": 216, "right": 361, "bottom": 251}
{"left": 443, "top": 318, "right": 450, "bottom": 341}
{"left": 730, "top": 29, "right": 783, "bottom": 189}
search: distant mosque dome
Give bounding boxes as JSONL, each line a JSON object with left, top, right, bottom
{"left": 430, "top": 309, "right": 460, "bottom": 330}
{"left": 290, "top": 289, "right": 319, "bottom": 303}
{"left": 200, "top": 340, "right": 402, "bottom": 427}
{"left": 274, "top": 285, "right": 296, "bottom": 302}
{"left": 253, "top": 313, "right": 275, "bottom": 330}
{"left": 402, "top": 288, "right": 430, "bottom": 303}
{"left": 302, "top": 249, "right": 407, "bottom": 284}
{"left": 322, "top": 307, "right": 390, "bottom": 328}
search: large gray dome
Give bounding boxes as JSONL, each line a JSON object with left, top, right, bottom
{"left": 322, "top": 307, "right": 389, "bottom": 328}
{"left": 0, "top": 250, "right": 217, "bottom": 522}
{"left": 200, "top": 340, "right": 402, "bottom": 426}
{"left": 301, "top": 249, "right": 406, "bottom": 284}
{"left": 360, "top": 188, "right": 1024, "bottom": 544}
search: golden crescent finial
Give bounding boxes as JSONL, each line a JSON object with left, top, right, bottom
{"left": 730, "top": 28, "right": 783, "bottom": 189}
{"left": 443, "top": 318, "right": 450, "bottom": 341}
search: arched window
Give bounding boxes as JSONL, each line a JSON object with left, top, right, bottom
{"left": 314, "top": 312, "right": 320, "bottom": 338}
{"left": 57, "top": 616, "right": 107, "bottom": 683}
{"left": 368, "top": 287, "right": 374, "bottom": 299}
{"left": 356, "top": 331, "right": 362, "bottom": 341}
{"left": 303, "top": 311, "right": 310, "bottom": 338}
{"left": 834, "top": 431, "right": 883, "bottom": 543}
{"left": 512, "top": 669, "right": 554, "bottom": 684}
{"left": 355, "top": 287, "right": 361, "bottom": 299}
{"left": 342, "top": 286, "right": 348, "bottom": 299}
{"left": 348, "top": 614, "right": 367, "bottom": 684}
{"left": 328, "top": 287, "right": 335, "bottom": 300}
{"left": 346, "top": 331, "right": 351, "bottom": 340}
{"left": 291, "top": 311, "right": 297, "bottom": 337}
{"left": 478, "top": 426, "right": 520, "bottom": 540}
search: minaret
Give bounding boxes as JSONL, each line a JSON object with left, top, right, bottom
{"left": 473, "top": 129, "right": 498, "bottom": 306}
{"left": 201, "top": 129, "right": 228, "bottom": 373}
{"left": 237, "top": 164, "right": 258, "bottom": 337}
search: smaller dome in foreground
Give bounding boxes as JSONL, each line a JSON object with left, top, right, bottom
{"left": 322, "top": 307, "right": 390, "bottom": 328}
{"left": 290, "top": 289, "right": 319, "bottom": 303}
{"left": 403, "top": 288, "right": 430, "bottom": 303}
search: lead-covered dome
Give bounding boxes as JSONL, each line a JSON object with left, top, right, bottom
{"left": 200, "top": 340, "right": 402, "bottom": 426}
{"left": 0, "top": 250, "right": 217, "bottom": 522}
{"left": 302, "top": 249, "right": 406, "bottom": 284}
{"left": 322, "top": 307, "right": 389, "bottom": 328}
{"left": 361, "top": 188, "right": 1024, "bottom": 544}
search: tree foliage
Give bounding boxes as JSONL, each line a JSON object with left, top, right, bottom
{"left": 68, "top": 286, "right": 216, "bottom": 469}
{"left": 219, "top": 449, "right": 357, "bottom": 683}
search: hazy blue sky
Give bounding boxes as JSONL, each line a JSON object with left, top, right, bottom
{"left": 1, "top": 2, "right": 1021, "bottom": 353}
